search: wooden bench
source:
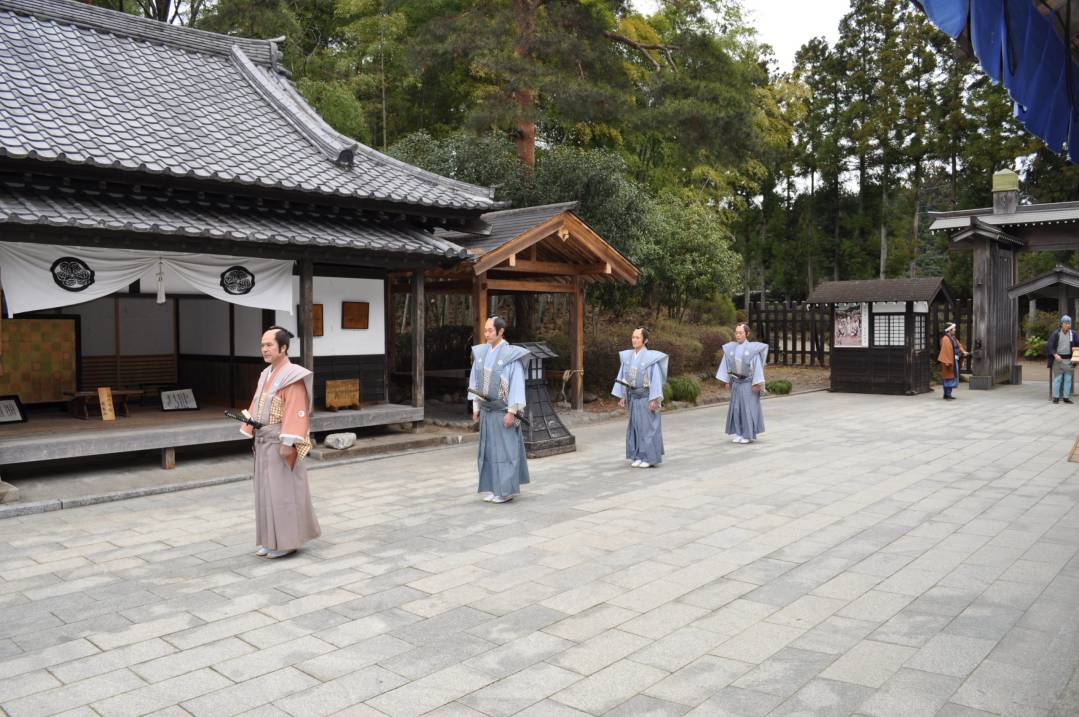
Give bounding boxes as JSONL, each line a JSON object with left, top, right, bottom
{"left": 63, "top": 389, "right": 143, "bottom": 419}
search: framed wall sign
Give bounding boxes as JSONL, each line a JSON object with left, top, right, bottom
{"left": 834, "top": 302, "right": 868, "bottom": 348}
{"left": 312, "top": 303, "right": 324, "bottom": 337}
{"left": 161, "top": 388, "right": 199, "bottom": 411}
{"left": 0, "top": 395, "right": 27, "bottom": 423}
{"left": 342, "top": 301, "right": 370, "bottom": 330}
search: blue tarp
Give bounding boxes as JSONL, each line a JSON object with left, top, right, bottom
{"left": 918, "top": 0, "right": 1079, "bottom": 160}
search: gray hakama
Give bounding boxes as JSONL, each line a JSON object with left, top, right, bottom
{"left": 612, "top": 348, "right": 668, "bottom": 465}
{"left": 716, "top": 341, "right": 768, "bottom": 441}
{"left": 470, "top": 342, "right": 532, "bottom": 498}
{"left": 244, "top": 361, "right": 321, "bottom": 552}
{"left": 253, "top": 423, "right": 321, "bottom": 551}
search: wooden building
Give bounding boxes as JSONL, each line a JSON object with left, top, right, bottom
{"left": 929, "top": 170, "right": 1079, "bottom": 388}
{"left": 0, "top": 0, "right": 498, "bottom": 500}
{"left": 807, "top": 278, "right": 953, "bottom": 395}
{"left": 391, "top": 202, "right": 640, "bottom": 410}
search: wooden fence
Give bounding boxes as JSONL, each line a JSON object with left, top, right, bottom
{"left": 750, "top": 299, "right": 974, "bottom": 368}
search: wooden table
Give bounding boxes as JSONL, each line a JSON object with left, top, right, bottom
{"left": 64, "top": 390, "right": 143, "bottom": 420}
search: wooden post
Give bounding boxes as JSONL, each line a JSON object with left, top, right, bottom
{"left": 299, "top": 260, "right": 314, "bottom": 372}
{"left": 572, "top": 275, "right": 584, "bottom": 411}
{"left": 411, "top": 269, "right": 425, "bottom": 409}
{"left": 473, "top": 274, "right": 488, "bottom": 345}
{"left": 904, "top": 300, "right": 914, "bottom": 394}
{"left": 161, "top": 447, "right": 176, "bottom": 470}
{"left": 384, "top": 275, "right": 393, "bottom": 403}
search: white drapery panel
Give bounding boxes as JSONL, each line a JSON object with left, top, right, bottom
{"left": 0, "top": 242, "right": 294, "bottom": 316}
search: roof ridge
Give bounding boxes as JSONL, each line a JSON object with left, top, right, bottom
{"left": 231, "top": 47, "right": 356, "bottom": 168}
{"left": 482, "top": 201, "right": 578, "bottom": 218}
{"left": 0, "top": 0, "right": 279, "bottom": 66}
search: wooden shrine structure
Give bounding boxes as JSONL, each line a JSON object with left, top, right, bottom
{"left": 930, "top": 170, "right": 1079, "bottom": 388}
{"left": 389, "top": 202, "right": 640, "bottom": 410}
{"left": 807, "top": 278, "right": 953, "bottom": 395}
{"left": 0, "top": 0, "right": 499, "bottom": 501}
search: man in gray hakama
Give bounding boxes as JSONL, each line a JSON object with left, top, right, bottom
{"left": 716, "top": 323, "right": 768, "bottom": 444}
{"left": 470, "top": 316, "right": 531, "bottom": 503}
{"left": 612, "top": 327, "right": 667, "bottom": 468}
{"left": 240, "top": 327, "right": 321, "bottom": 558}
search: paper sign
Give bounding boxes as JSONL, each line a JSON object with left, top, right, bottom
{"left": 98, "top": 387, "right": 116, "bottom": 421}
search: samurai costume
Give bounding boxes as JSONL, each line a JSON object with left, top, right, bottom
{"left": 937, "top": 329, "right": 965, "bottom": 399}
{"left": 241, "top": 360, "right": 321, "bottom": 552}
{"left": 716, "top": 340, "right": 768, "bottom": 442}
{"left": 611, "top": 347, "right": 668, "bottom": 466}
{"left": 470, "top": 341, "right": 532, "bottom": 499}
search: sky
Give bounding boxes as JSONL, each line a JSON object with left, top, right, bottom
{"left": 631, "top": 0, "right": 851, "bottom": 73}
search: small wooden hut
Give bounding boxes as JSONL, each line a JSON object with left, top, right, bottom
{"left": 807, "top": 278, "right": 953, "bottom": 395}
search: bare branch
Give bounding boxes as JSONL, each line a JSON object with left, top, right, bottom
{"left": 603, "top": 31, "right": 680, "bottom": 71}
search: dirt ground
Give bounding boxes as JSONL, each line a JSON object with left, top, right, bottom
{"left": 584, "top": 364, "right": 831, "bottom": 412}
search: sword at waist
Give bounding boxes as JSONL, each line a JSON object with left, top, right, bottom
{"left": 468, "top": 388, "right": 530, "bottom": 426}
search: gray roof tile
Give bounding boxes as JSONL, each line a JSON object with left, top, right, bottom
{"left": 437, "top": 201, "right": 578, "bottom": 253}
{"left": 0, "top": 183, "right": 469, "bottom": 259}
{"left": 0, "top": 0, "right": 495, "bottom": 211}
{"left": 807, "top": 278, "right": 951, "bottom": 304}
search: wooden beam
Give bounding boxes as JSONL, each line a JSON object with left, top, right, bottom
{"left": 411, "top": 270, "right": 425, "bottom": 409}
{"left": 299, "top": 259, "right": 314, "bottom": 371}
{"left": 491, "top": 259, "right": 612, "bottom": 275}
{"left": 507, "top": 253, "right": 516, "bottom": 267}
{"left": 486, "top": 279, "right": 575, "bottom": 294}
{"left": 572, "top": 274, "right": 584, "bottom": 410}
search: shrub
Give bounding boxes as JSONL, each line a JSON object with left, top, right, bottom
{"left": 665, "top": 376, "right": 701, "bottom": 403}
{"left": 687, "top": 293, "right": 738, "bottom": 326}
{"left": 1023, "top": 310, "right": 1062, "bottom": 342}
{"left": 699, "top": 329, "right": 733, "bottom": 369}
{"left": 1024, "top": 335, "right": 1047, "bottom": 359}
{"left": 765, "top": 379, "right": 792, "bottom": 395}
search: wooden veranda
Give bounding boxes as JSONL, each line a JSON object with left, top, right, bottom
{"left": 388, "top": 203, "right": 640, "bottom": 410}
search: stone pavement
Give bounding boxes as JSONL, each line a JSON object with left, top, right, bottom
{"left": 1, "top": 381, "right": 1077, "bottom": 717}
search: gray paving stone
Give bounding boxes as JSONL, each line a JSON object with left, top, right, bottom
{"left": 551, "top": 659, "right": 669, "bottom": 714}
{"left": 1, "top": 668, "right": 146, "bottom": 717}
{"left": 459, "top": 662, "right": 581, "bottom": 716}
{"left": 550, "top": 628, "right": 652, "bottom": 676}
{"left": 462, "top": 630, "right": 573, "bottom": 679}
{"left": 272, "top": 665, "right": 407, "bottom": 717}
{"left": 906, "top": 633, "right": 995, "bottom": 678}
{"left": 604, "top": 694, "right": 691, "bottom": 716}
{"left": 790, "top": 616, "right": 878, "bottom": 655}
{"left": 92, "top": 667, "right": 233, "bottom": 717}
{"left": 683, "top": 687, "right": 783, "bottom": 716}
{"left": 643, "top": 655, "right": 753, "bottom": 706}
{"left": 767, "top": 677, "right": 875, "bottom": 717}
{"left": 181, "top": 667, "right": 317, "bottom": 717}
{"left": 869, "top": 609, "right": 953, "bottom": 648}
{"left": 365, "top": 664, "right": 494, "bottom": 717}
{"left": 818, "top": 639, "right": 917, "bottom": 688}
{"left": 131, "top": 637, "right": 251, "bottom": 683}
{"left": 730, "top": 646, "right": 836, "bottom": 697}
{"left": 951, "top": 659, "right": 1034, "bottom": 714}
{"left": 856, "top": 668, "right": 962, "bottom": 717}
{"left": 294, "top": 634, "right": 414, "bottom": 681}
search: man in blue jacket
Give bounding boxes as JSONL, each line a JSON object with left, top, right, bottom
{"left": 1047, "top": 315, "right": 1079, "bottom": 404}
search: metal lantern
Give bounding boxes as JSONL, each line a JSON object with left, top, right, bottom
{"left": 517, "top": 341, "right": 576, "bottom": 457}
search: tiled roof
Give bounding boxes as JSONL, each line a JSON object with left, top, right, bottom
{"left": 0, "top": 183, "right": 469, "bottom": 260}
{"left": 807, "top": 278, "right": 951, "bottom": 304}
{"left": 928, "top": 202, "right": 1079, "bottom": 231}
{"left": 0, "top": 0, "right": 495, "bottom": 212}
{"left": 437, "top": 202, "right": 578, "bottom": 253}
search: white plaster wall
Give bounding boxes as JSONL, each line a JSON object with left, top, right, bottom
{"left": 873, "top": 301, "right": 929, "bottom": 313}
{"left": 61, "top": 297, "right": 116, "bottom": 357}
{"left": 118, "top": 299, "right": 174, "bottom": 355}
{"left": 274, "top": 277, "right": 385, "bottom": 358}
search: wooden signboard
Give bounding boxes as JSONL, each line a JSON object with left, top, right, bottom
{"left": 312, "top": 304, "right": 324, "bottom": 337}
{"left": 325, "top": 378, "right": 360, "bottom": 411}
{"left": 97, "top": 387, "right": 116, "bottom": 421}
{"left": 341, "top": 302, "right": 369, "bottom": 330}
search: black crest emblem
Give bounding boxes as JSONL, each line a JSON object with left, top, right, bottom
{"left": 50, "top": 257, "right": 95, "bottom": 292}
{"left": 220, "top": 266, "right": 255, "bottom": 295}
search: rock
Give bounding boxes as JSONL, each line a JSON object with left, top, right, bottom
{"left": 583, "top": 391, "right": 599, "bottom": 404}
{"left": 324, "top": 432, "right": 357, "bottom": 450}
{"left": 0, "top": 479, "right": 19, "bottom": 504}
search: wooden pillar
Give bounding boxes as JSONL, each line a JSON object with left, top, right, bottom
{"left": 299, "top": 260, "right": 314, "bottom": 372}
{"left": 971, "top": 237, "right": 990, "bottom": 383}
{"left": 384, "top": 275, "right": 393, "bottom": 403}
{"left": 161, "top": 447, "right": 176, "bottom": 470}
{"left": 473, "top": 273, "right": 488, "bottom": 345}
{"left": 572, "top": 275, "right": 584, "bottom": 410}
{"left": 903, "top": 300, "right": 914, "bottom": 395}
{"left": 411, "top": 269, "right": 425, "bottom": 409}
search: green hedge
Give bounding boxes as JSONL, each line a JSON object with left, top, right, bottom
{"left": 664, "top": 376, "right": 701, "bottom": 404}
{"left": 765, "top": 379, "right": 792, "bottom": 395}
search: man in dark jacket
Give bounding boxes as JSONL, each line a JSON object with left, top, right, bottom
{"left": 1047, "top": 315, "right": 1079, "bottom": 404}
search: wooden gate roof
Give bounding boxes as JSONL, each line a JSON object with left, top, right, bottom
{"left": 435, "top": 202, "right": 640, "bottom": 288}
{"left": 807, "top": 278, "right": 952, "bottom": 304}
